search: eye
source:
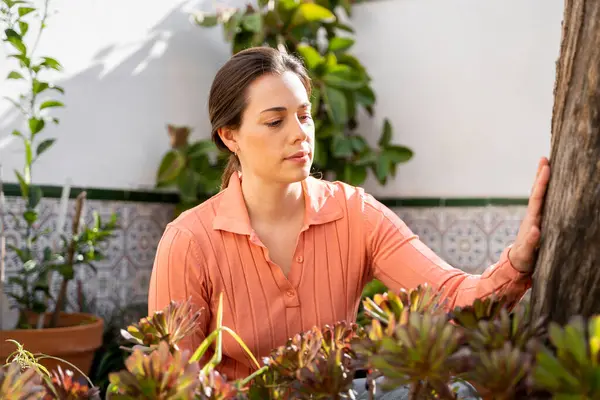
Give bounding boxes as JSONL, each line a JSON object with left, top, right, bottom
{"left": 266, "top": 120, "right": 282, "bottom": 128}
{"left": 299, "top": 114, "right": 312, "bottom": 123}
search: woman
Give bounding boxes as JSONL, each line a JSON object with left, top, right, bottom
{"left": 148, "top": 47, "right": 550, "bottom": 383}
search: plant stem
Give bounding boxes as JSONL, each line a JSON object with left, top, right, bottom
{"left": 49, "top": 191, "right": 85, "bottom": 328}
{"left": 239, "top": 366, "right": 268, "bottom": 386}
{"left": 30, "top": 0, "right": 50, "bottom": 57}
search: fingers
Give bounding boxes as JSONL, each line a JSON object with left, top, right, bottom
{"left": 527, "top": 158, "right": 550, "bottom": 218}
{"left": 526, "top": 225, "right": 541, "bottom": 247}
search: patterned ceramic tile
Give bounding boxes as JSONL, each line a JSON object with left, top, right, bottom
{"left": 1, "top": 196, "right": 526, "bottom": 318}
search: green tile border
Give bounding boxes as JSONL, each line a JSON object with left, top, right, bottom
{"left": 2, "top": 183, "right": 179, "bottom": 204}
{"left": 1, "top": 182, "right": 528, "bottom": 207}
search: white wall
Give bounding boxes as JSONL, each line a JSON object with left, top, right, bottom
{"left": 0, "top": 0, "right": 563, "bottom": 197}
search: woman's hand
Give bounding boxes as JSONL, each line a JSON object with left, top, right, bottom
{"left": 508, "top": 157, "right": 551, "bottom": 273}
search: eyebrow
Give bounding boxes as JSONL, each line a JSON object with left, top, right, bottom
{"left": 260, "top": 102, "right": 311, "bottom": 113}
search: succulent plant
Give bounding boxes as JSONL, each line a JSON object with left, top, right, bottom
{"left": 458, "top": 342, "right": 532, "bottom": 400}
{"left": 0, "top": 362, "right": 46, "bottom": 400}
{"left": 121, "top": 297, "right": 202, "bottom": 353}
{"left": 196, "top": 369, "right": 242, "bottom": 400}
{"left": 365, "top": 312, "right": 462, "bottom": 399}
{"left": 449, "top": 295, "right": 508, "bottom": 329}
{"left": 354, "top": 285, "right": 449, "bottom": 376}
{"left": 107, "top": 341, "right": 200, "bottom": 399}
{"left": 466, "top": 303, "right": 542, "bottom": 353}
{"left": 263, "top": 321, "right": 363, "bottom": 399}
{"left": 42, "top": 366, "right": 101, "bottom": 400}
{"left": 532, "top": 315, "right": 600, "bottom": 398}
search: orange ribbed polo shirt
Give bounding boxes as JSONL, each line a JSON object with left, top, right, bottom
{"left": 148, "top": 173, "right": 531, "bottom": 380}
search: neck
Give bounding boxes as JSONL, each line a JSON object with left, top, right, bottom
{"left": 241, "top": 175, "right": 305, "bottom": 225}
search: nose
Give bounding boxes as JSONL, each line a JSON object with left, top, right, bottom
{"left": 291, "top": 115, "right": 310, "bottom": 143}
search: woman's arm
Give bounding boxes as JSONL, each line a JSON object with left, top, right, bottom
{"left": 363, "top": 193, "right": 532, "bottom": 310}
{"left": 148, "top": 225, "right": 212, "bottom": 357}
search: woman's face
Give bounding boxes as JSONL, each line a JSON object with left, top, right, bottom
{"left": 219, "top": 71, "right": 315, "bottom": 185}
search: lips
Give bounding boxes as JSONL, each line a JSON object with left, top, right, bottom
{"left": 286, "top": 150, "right": 309, "bottom": 160}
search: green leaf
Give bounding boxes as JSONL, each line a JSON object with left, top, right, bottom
{"left": 187, "top": 140, "right": 217, "bottom": 158}
{"left": 350, "top": 136, "right": 367, "bottom": 152}
{"left": 7, "top": 70, "right": 24, "bottom": 79}
{"left": 23, "top": 259, "right": 37, "bottom": 271}
{"left": 356, "top": 148, "right": 378, "bottom": 166}
{"left": 36, "top": 138, "right": 56, "bottom": 157}
{"left": 316, "top": 121, "right": 336, "bottom": 138}
{"left": 323, "top": 65, "right": 365, "bottom": 89}
{"left": 40, "top": 57, "right": 62, "bottom": 70}
{"left": 4, "top": 28, "right": 19, "bottom": 39}
{"left": 344, "top": 163, "right": 367, "bottom": 185}
{"left": 11, "top": 130, "right": 23, "bottom": 138}
{"left": 336, "top": 22, "right": 354, "bottom": 33}
{"left": 258, "top": 0, "right": 269, "bottom": 7}
{"left": 19, "top": 21, "right": 28, "bottom": 36}
{"left": 28, "top": 185, "right": 42, "bottom": 209}
{"left": 177, "top": 169, "right": 199, "bottom": 203}
{"left": 32, "top": 79, "right": 49, "bottom": 94}
{"left": 39, "top": 100, "right": 64, "bottom": 110}
{"left": 328, "top": 37, "right": 354, "bottom": 52}
{"left": 323, "top": 86, "right": 347, "bottom": 127}
{"left": 157, "top": 150, "right": 186, "bottom": 184}
{"left": 28, "top": 117, "right": 45, "bottom": 135}
{"left": 7, "top": 35, "right": 26, "bottom": 53}
{"left": 18, "top": 6, "right": 34, "bottom": 16}
{"left": 15, "top": 170, "right": 28, "bottom": 197}
{"left": 379, "top": 118, "right": 392, "bottom": 146}
{"left": 242, "top": 13, "right": 262, "bottom": 32}
{"left": 356, "top": 86, "right": 375, "bottom": 106}
{"left": 194, "top": 13, "right": 219, "bottom": 27}
{"left": 384, "top": 145, "right": 413, "bottom": 163}
{"left": 374, "top": 152, "right": 390, "bottom": 183}
{"left": 331, "top": 134, "right": 353, "bottom": 158}
{"left": 297, "top": 44, "right": 322, "bottom": 71}
{"left": 290, "top": 3, "right": 335, "bottom": 27}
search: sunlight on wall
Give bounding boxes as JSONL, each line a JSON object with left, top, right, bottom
{"left": 0, "top": 0, "right": 563, "bottom": 197}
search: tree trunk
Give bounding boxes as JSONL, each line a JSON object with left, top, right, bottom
{"left": 530, "top": 0, "right": 600, "bottom": 326}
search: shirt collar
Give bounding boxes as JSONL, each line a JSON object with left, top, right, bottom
{"left": 212, "top": 172, "right": 344, "bottom": 235}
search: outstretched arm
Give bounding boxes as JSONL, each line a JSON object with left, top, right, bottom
{"left": 364, "top": 157, "right": 549, "bottom": 310}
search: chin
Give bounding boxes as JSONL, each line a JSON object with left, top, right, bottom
{"left": 280, "top": 165, "right": 312, "bottom": 183}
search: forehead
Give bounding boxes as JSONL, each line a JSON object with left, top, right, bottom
{"left": 245, "top": 71, "right": 309, "bottom": 111}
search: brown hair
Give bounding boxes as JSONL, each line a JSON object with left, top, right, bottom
{"left": 208, "top": 46, "right": 312, "bottom": 189}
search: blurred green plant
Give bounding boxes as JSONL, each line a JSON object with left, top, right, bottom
{"left": 194, "top": 0, "right": 414, "bottom": 185}
{"left": 155, "top": 125, "right": 227, "bottom": 216}
{"left": 1, "top": 0, "right": 118, "bottom": 329}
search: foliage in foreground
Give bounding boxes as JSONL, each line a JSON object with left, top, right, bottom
{"left": 3, "top": 285, "right": 600, "bottom": 399}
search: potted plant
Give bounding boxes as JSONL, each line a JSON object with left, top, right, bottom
{"left": 0, "top": 0, "right": 117, "bottom": 376}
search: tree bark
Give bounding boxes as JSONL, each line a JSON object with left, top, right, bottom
{"left": 530, "top": 0, "right": 600, "bottom": 326}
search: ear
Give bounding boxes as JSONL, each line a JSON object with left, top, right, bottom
{"left": 217, "top": 126, "right": 239, "bottom": 154}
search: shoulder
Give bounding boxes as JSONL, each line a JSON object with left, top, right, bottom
{"left": 163, "top": 190, "right": 226, "bottom": 242}
{"left": 306, "top": 175, "right": 381, "bottom": 211}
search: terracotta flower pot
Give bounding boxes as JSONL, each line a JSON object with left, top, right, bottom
{"left": 0, "top": 312, "right": 104, "bottom": 378}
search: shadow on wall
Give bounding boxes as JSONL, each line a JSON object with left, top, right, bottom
{"left": 0, "top": 2, "right": 232, "bottom": 190}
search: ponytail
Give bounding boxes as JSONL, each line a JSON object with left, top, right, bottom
{"left": 220, "top": 154, "right": 240, "bottom": 190}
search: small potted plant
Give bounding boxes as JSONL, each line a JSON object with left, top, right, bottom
{"left": 0, "top": 0, "right": 117, "bottom": 376}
